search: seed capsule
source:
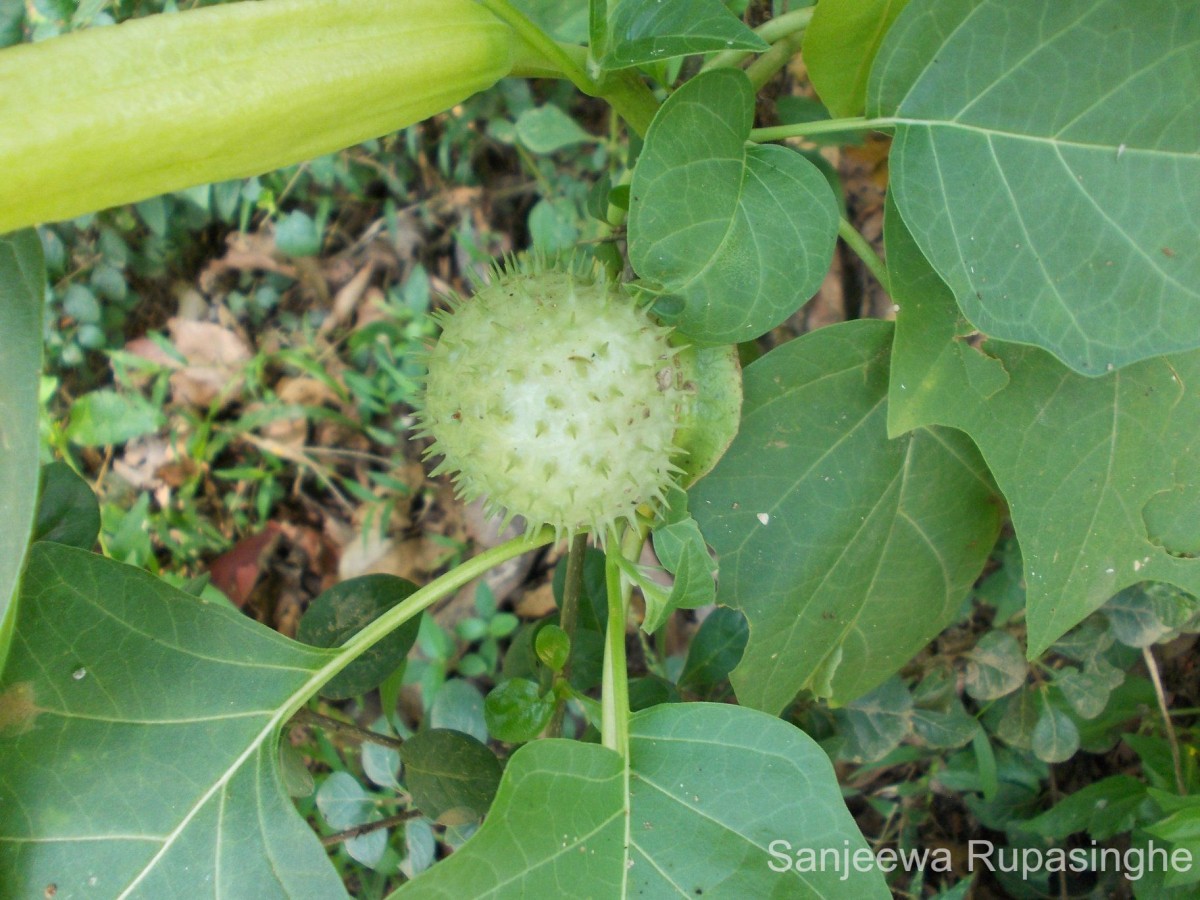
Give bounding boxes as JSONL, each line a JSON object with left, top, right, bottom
{"left": 416, "top": 266, "right": 687, "bottom": 541}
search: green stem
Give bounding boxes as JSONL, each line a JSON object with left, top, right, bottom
{"left": 548, "top": 532, "right": 588, "bottom": 737}
{"left": 745, "top": 28, "right": 805, "bottom": 92}
{"left": 756, "top": 6, "right": 816, "bottom": 44}
{"left": 749, "top": 116, "right": 895, "bottom": 143}
{"left": 288, "top": 527, "right": 555, "bottom": 716}
{"left": 291, "top": 707, "right": 406, "bottom": 752}
{"left": 1144, "top": 645, "right": 1187, "bottom": 795}
{"left": 320, "top": 810, "right": 422, "bottom": 847}
{"left": 480, "top": 0, "right": 599, "bottom": 94}
{"left": 481, "top": 0, "right": 658, "bottom": 137}
{"left": 701, "top": 6, "right": 814, "bottom": 72}
{"left": 595, "top": 70, "right": 659, "bottom": 139}
{"left": 838, "top": 217, "right": 891, "bottom": 292}
{"left": 509, "top": 41, "right": 588, "bottom": 81}
{"left": 559, "top": 532, "right": 587, "bottom": 670}
{"left": 600, "top": 526, "right": 646, "bottom": 755}
{"left": 601, "top": 531, "right": 630, "bottom": 755}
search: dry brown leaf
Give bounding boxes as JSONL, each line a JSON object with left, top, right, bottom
{"left": 207, "top": 523, "right": 284, "bottom": 608}
{"left": 198, "top": 231, "right": 296, "bottom": 293}
{"left": 258, "top": 376, "right": 344, "bottom": 447}
{"left": 338, "top": 531, "right": 447, "bottom": 584}
{"left": 318, "top": 261, "right": 375, "bottom": 338}
{"left": 514, "top": 582, "right": 557, "bottom": 619}
{"left": 166, "top": 318, "right": 252, "bottom": 409}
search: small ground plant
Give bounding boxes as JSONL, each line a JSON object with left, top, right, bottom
{"left": 1, "top": 1, "right": 1198, "bottom": 897}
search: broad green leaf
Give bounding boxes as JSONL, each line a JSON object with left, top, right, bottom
{"left": 645, "top": 501, "right": 716, "bottom": 633}
{"left": 601, "top": 0, "right": 766, "bottom": 70}
{"left": 589, "top": 0, "right": 608, "bottom": 59}
{"left": 910, "top": 704, "right": 978, "bottom": 750}
{"left": 886, "top": 194, "right": 1200, "bottom": 655}
{"left": 1104, "top": 582, "right": 1198, "bottom": 648}
{"left": 870, "top": 0, "right": 1200, "bottom": 374}
{"left": 675, "top": 344, "right": 743, "bottom": 486}
{"left": 346, "top": 818, "right": 388, "bottom": 869}
{"left": 975, "top": 535, "right": 1025, "bottom": 625}
{"left": 315, "top": 772, "right": 389, "bottom": 868}
{"left": 280, "top": 742, "right": 316, "bottom": 798}
{"left": 678, "top": 606, "right": 747, "bottom": 691}
{"left": 514, "top": 105, "right": 594, "bottom": 154}
{"left": 833, "top": 677, "right": 913, "bottom": 763}
{"left": 34, "top": 461, "right": 100, "bottom": 550}
{"left": 483, "top": 678, "right": 554, "bottom": 743}
{"left": 1021, "top": 775, "right": 1146, "bottom": 842}
{"left": 0, "top": 229, "right": 44, "bottom": 671}
{"left": 403, "top": 818, "right": 437, "bottom": 879}
{"left": 691, "top": 320, "right": 1002, "bottom": 710}
{"left": 1144, "top": 445, "right": 1200, "bottom": 557}
{"left": 1130, "top": 829, "right": 1200, "bottom": 894}
{"left": 1075, "top": 676, "right": 1156, "bottom": 755}
{"left": 534, "top": 624, "right": 569, "bottom": 672}
{"left": 1054, "top": 667, "right": 1115, "bottom": 721}
{"left": 399, "top": 729, "right": 501, "bottom": 822}
{"left": 316, "top": 771, "right": 376, "bottom": 830}
{"left": 910, "top": 670, "right": 978, "bottom": 749}
{"left": 804, "top": 0, "right": 910, "bottom": 117}
{"left": 428, "top": 679, "right": 487, "bottom": 744}
{"left": 65, "top": 388, "right": 164, "bottom": 447}
{"left": 393, "top": 739, "right": 624, "bottom": 896}
{"left": 964, "top": 630, "right": 1026, "bottom": 702}
{"left": 629, "top": 68, "right": 839, "bottom": 345}
{"left": 1031, "top": 700, "right": 1080, "bottom": 764}
{"left": 1143, "top": 807, "right": 1200, "bottom": 887}
{"left": 627, "top": 675, "right": 678, "bottom": 711}
{"left": 1051, "top": 618, "right": 1116, "bottom": 671}
{"left": 1147, "top": 807, "right": 1200, "bottom": 842}
{"left": 361, "top": 719, "right": 401, "bottom": 791}
{"left": 993, "top": 685, "right": 1038, "bottom": 752}
{"left": 528, "top": 197, "right": 579, "bottom": 254}
{"left": 297, "top": 574, "right": 421, "bottom": 700}
{"left": 395, "top": 703, "right": 889, "bottom": 897}
{"left": 0, "top": 542, "right": 346, "bottom": 897}
{"left": 972, "top": 731, "right": 999, "bottom": 801}
{"left": 911, "top": 666, "right": 956, "bottom": 709}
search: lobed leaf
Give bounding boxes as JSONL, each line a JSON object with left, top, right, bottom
{"left": 691, "top": 319, "right": 1002, "bottom": 710}
{"left": 0, "top": 230, "right": 43, "bottom": 670}
{"left": 886, "top": 195, "right": 1200, "bottom": 655}
{"left": 395, "top": 704, "right": 889, "bottom": 897}
{"left": 871, "top": 0, "right": 1200, "bottom": 374}
{"left": 0, "top": 543, "right": 346, "bottom": 897}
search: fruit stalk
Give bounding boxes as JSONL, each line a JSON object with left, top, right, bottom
{"left": 0, "top": 0, "right": 515, "bottom": 232}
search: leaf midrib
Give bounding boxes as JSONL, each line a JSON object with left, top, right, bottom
{"left": 892, "top": 116, "right": 1199, "bottom": 160}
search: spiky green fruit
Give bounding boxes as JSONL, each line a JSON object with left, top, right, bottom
{"left": 417, "top": 268, "right": 687, "bottom": 541}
